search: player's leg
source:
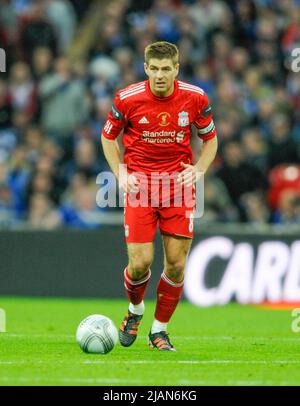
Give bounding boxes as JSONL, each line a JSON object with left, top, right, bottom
{"left": 148, "top": 235, "right": 192, "bottom": 351}
{"left": 147, "top": 198, "right": 194, "bottom": 351}
{"left": 125, "top": 242, "right": 154, "bottom": 312}
{"left": 119, "top": 195, "right": 157, "bottom": 347}
{"left": 119, "top": 242, "right": 154, "bottom": 347}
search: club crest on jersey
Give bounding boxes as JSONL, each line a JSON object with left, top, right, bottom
{"left": 178, "top": 111, "right": 189, "bottom": 127}
{"left": 157, "top": 112, "right": 171, "bottom": 127}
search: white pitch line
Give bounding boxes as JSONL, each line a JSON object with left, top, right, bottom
{"left": 2, "top": 334, "right": 300, "bottom": 342}
{"left": 166, "top": 336, "right": 300, "bottom": 342}
{"left": 177, "top": 379, "right": 282, "bottom": 385}
{"left": 217, "top": 380, "right": 291, "bottom": 386}
{"left": 82, "top": 360, "right": 300, "bottom": 365}
{"left": 0, "top": 377, "right": 292, "bottom": 385}
{"left": 0, "top": 377, "right": 142, "bottom": 384}
{"left": 154, "top": 336, "right": 300, "bottom": 342}
{"left": 1, "top": 359, "right": 300, "bottom": 366}
{"left": 2, "top": 333, "right": 74, "bottom": 339}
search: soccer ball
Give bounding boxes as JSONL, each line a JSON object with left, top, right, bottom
{"left": 76, "top": 314, "right": 118, "bottom": 354}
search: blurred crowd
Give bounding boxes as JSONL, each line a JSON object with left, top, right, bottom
{"left": 0, "top": 0, "right": 300, "bottom": 229}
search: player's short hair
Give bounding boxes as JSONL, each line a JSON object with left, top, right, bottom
{"left": 144, "top": 41, "right": 179, "bottom": 65}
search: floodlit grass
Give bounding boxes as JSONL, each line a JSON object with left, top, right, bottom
{"left": 0, "top": 297, "right": 299, "bottom": 386}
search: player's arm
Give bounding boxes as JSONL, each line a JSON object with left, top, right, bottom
{"left": 194, "top": 136, "right": 218, "bottom": 174}
{"left": 178, "top": 93, "right": 218, "bottom": 187}
{"left": 101, "top": 135, "right": 122, "bottom": 181}
{"left": 178, "top": 137, "right": 218, "bottom": 187}
{"left": 101, "top": 136, "right": 139, "bottom": 193}
{"left": 101, "top": 99, "right": 139, "bottom": 193}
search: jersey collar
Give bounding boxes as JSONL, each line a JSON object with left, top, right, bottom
{"left": 146, "top": 80, "right": 178, "bottom": 101}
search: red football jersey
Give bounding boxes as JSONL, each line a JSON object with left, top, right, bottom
{"left": 102, "top": 79, "right": 216, "bottom": 174}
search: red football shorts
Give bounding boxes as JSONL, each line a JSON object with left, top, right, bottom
{"left": 123, "top": 182, "right": 195, "bottom": 243}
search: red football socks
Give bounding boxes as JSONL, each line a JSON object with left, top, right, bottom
{"left": 124, "top": 267, "right": 151, "bottom": 305}
{"left": 154, "top": 272, "right": 184, "bottom": 323}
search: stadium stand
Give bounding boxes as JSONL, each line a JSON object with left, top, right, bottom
{"left": 0, "top": 0, "right": 300, "bottom": 229}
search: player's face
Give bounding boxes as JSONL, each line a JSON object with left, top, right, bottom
{"left": 144, "top": 58, "right": 179, "bottom": 97}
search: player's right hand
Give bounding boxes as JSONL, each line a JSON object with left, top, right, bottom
{"left": 119, "top": 173, "right": 140, "bottom": 193}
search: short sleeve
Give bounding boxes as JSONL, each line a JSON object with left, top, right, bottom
{"left": 102, "top": 92, "right": 126, "bottom": 140}
{"left": 193, "top": 92, "right": 217, "bottom": 140}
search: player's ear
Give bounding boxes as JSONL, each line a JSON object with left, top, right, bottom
{"left": 144, "top": 63, "right": 149, "bottom": 77}
{"left": 175, "top": 63, "right": 179, "bottom": 77}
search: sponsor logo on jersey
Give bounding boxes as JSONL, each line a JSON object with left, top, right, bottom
{"left": 178, "top": 111, "right": 189, "bottom": 127}
{"left": 138, "top": 116, "right": 149, "bottom": 124}
{"left": 142, "top": 130, "right": 176, "bottom": 143}
{"left": 176, "top": 130, "right": 185, "bottom": 143}
{"left": 157, "top": 112, "right": 171, "bottom": 127}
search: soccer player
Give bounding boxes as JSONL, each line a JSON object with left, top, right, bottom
{"left": 101, "top": 41, "right": 218, "bottom": 351}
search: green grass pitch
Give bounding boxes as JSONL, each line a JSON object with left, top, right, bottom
{"left": 0, "top": 297, "right": 299, "bottom": 386}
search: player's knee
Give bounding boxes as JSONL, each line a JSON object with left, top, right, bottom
{"left": 128, "top": 258, "right": 152, "bottom": 280}
{"left": 165, "top": 260, "right": 185, "bottom": 282}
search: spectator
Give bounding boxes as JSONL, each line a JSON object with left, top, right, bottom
{"left": 189, "top": 0, "right": 231, "bottom": 34}
{"left": 241, "top": 192, "right": 270, "bottom": 225}
{"left": 241, "top": 127, "right": 268, "bottom": 172}
{"left": 268, "top": 114, "right": 300, "bottom": 169}
{"left": 24, "top": 125, "right": 45, "bottom": 165}
{"left": 25, "top": 171, "right": 55, "bottom": 203}
{"left": 217, "top": 141, "right": 268, "bottom": 220}
{"left": 0, "top": 79, "right": 12, "bottom": 129}
{"left": 39, "top": 56, "right": 90, "bottom": 141}
{"left": 0, "top": 0, "right": 18, "bottom": 49}
{"left": 31, "top": 47, "right": 54, "bottom": 80}
{"left": 27, "top": 192, "right": 61, "bottom": 229}
{"left": 8, "top": 145, "right": 31, "bottom": 218}
{"left": 203, "top": 168, "right": 239, "bottom": 223}
{"left": 63, "top": 138, "right": 104, "bottom": 183}
{"left": 18, "top": 1, "right": 58, "bottom": 63}
{"left": 8, "top": 62, "right": 37, "bottom": 120}
{"left": 60, "top": 182, "right": 102, "bottom": 228}
{"left": 272, "top": 189, "right": 300, "bottom": 225}
{"left": 0, "top": 160, "right": 15, "bottom": 226}
{"left": 46, "top": 0, "right": 77, "bottom": 52}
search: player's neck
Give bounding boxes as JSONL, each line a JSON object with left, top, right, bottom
{"left": 149, "top": 82, "right": 175, "bottom": 98}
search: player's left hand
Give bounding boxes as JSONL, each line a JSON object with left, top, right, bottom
{"left": 177, "top": 162, "right": 202, "bottom": 187}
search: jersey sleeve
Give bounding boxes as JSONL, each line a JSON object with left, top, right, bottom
{"left": 102, "top": 91, "right": 126, "bottom": 140}
{"left": 193, "top": 92, "right": 217, "bottom": 140}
